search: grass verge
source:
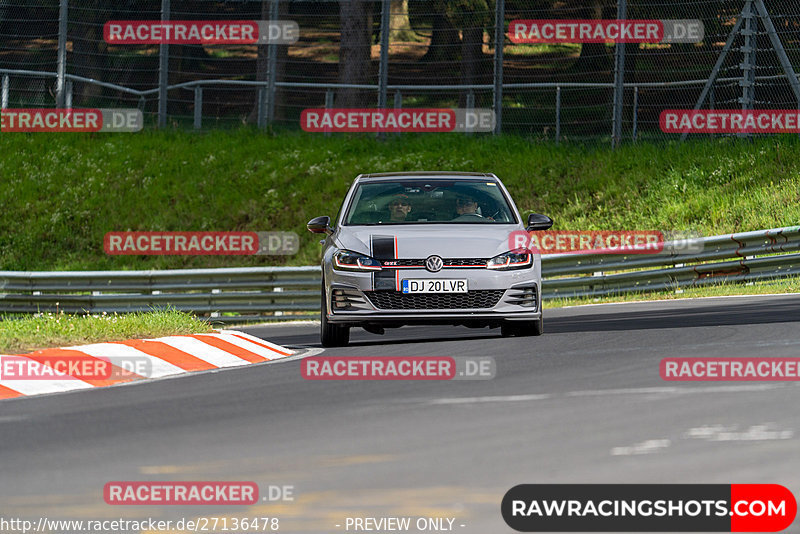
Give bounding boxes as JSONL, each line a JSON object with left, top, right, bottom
{"left": 2, "top": 130, "right": 800, "bottom": 271}
{"left": 0, "top": 309, "right": 215, "bottom": 354}
{"left": 546, "top": 276, "right": 800, "bottom": 309}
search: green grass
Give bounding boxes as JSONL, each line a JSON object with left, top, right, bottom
{"left": 504, "top": 43, "right": 582, "bottom": 57}
{"left": 0, "top": 309, "right": 215, "bottom": 353}
{"left": 1, "top": 130, "right": 800, "bottom": 273}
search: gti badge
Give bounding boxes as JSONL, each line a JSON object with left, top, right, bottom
{"left": 425, "top": 255, "right": 444, "bottom": 273}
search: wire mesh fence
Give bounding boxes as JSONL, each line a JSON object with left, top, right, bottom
{"left": 2, "top": 0, "right": 800, "bottom": 142}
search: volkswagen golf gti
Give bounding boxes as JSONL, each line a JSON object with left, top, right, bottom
{"left": 307, "top": 172, "right": 553, "bottom": 347}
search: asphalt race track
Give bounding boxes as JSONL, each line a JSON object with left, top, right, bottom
{"left": 2, "top": 294, "right": 800, "bottom": 533}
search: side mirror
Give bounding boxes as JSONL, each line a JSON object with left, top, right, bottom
{"left": 526, "top": 213, "right": 554, "bottom": 231}
{"left": 307, "top": 215, "right": 333, "bottom": 235}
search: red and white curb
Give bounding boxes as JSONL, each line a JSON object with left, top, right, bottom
{"left": 0, "top": 330, "right": 293, "bottom": 400}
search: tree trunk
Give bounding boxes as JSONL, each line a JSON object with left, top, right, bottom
{"left": 459, "top": 27, "right": 483, "bottom": 106}
{"left": 337, "top": 0, "right": 373, "bottom": 108}
{"left": 422, "top": 11, "right": 460, "bottom": 63}
{"left": 71, "top": 1, "right": 108, "bottom": 104}
{"left": 575, "top": 0, "right": 612, "bottom": 73}
{"left": 170, "top": 45, "right": 208, "bottom": 82}
{"left": 389, "top": 0, "right": 416, "bottom": 41}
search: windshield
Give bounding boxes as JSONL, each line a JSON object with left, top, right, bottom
{"left": 343, "top": 179, "right": 517, "bottom": 225}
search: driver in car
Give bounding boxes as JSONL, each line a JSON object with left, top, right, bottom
{"left": 453, "top": 194, "right": 481, "bottom": 219}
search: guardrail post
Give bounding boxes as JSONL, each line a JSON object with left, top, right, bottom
{"left": 1, "top": 75, "right": 9, "bottom": 109}
{"left": 632, "top": 85, "right": 638, "bottom": 142}
{"left": 493, "top": 0, "right": 505, "bottom": 135}
{"left": 324, "top": 89, "right": 334, "bottom": 137}
{"left": 274, "top": 286, "right": 284, "bottom": 317}
{"left": 55, "top": 0, "right": 68, "bottom": 108}
{"left": 158, "top": 0, "right": 171, "bottom": 128}
{"left": 611, "top": 0, "right": 626, "bottom": 148}
{"left": 65, "top": 81, "right": 73, "bottom": 109}
{"left": 211, "top": 288, "right": 220, "bottom": 318}
{"left": 555, "top": 86, "right": 561, "bottom": 145}
{"left": 193, "top": 86, "right": 203, "bottom": 130}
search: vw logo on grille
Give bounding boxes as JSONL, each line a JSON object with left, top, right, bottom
{"left": 425, "top": 255, "right": 444, "bottom": 273}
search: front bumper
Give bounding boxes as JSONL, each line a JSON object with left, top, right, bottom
{"left": 323, "top": 264, "right": 542, "bottom": 326}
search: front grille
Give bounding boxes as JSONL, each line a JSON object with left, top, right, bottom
{"left": 381, "top": 258, "right": 488, "bottom": 268}
{"left": 444, "top": 258, "right": 488, "bottom": 267}
{"left": 365, "top": 290, "right": 505, "bottom": 310}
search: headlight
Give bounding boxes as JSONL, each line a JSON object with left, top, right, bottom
{"left": 333, "top": 250, "right": 383, "bottom": 271}
{"left": 486, "top": 248, "right": 532, "bottom": 270}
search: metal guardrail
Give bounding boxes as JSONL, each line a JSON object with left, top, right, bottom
{"left": 0, "top": 227, "right": 797, "bottom": 322}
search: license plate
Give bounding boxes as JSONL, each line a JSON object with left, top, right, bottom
{"left": 401, "top": 279, "right": 468, "bottom": 294}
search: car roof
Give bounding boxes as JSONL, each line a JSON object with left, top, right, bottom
{"left": 355, "top": 171, "right": 498, "bottom": 182}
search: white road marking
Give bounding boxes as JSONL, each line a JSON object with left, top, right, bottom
{"left": 426, "top": 384, "right": 793, "bottom": 406}
{"left": 65, "top": 342, "right": 184, "bottom": 378}
{"left": 157, "top": 336, "right": 252, "bottom": 368}
{"left": 611, "top": 439, "right": 671, "bottom": 456}
{"left": 429, "top": 394, "right": 551, "bottom": 405}
{"left": 219, "top": 330, "right": 295, "bottom": 354}
{"left": 565, "top": 384, "right": 788, "bottom": 397}
{"left": 194, "top": 333, "right": 280, "bottom": 360}
{"left": 685, "top": 423, "right": 794, "bottom": 442}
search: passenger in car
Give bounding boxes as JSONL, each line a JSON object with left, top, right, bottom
{"left": 388, "top": 194, "right": 413, "bottom": 222}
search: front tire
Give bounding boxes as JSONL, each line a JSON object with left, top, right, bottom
{"left": 501, "top": 315, "right": 543, "bottom": 337}
{"left": 320, "top": 280, "right": 350, "bottom": 347}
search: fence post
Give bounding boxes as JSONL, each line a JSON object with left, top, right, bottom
{"left": 377, "top": 0, "right": 390, "bottom": 110}
{"left": 493, "top": 0, "right": 505, "bottom": 135}
{"left": 709, "top": 83, "right": 715, "bottom": 139}
{"left": 377, "top": 0, "right": 391, "bottom": 140}
{"left": 739, "top": 0, "right": 755, "bottom": 113}
{"left": 193, "top": 86, "right": 203, "bottom": 130}
{"left": 465, "top": 90, "right": 475, "bottom": 136}
{"left": 555, "top": 86, "right": 561, "bottom": 145}
{"left": 611, "top": 0, "right": 626, "bottom": 148}
{"left": 1, "top": 75, "right": 8, "bottom": 109}
{"left": 65, "top": 81, "right": 73, "bottom": 109}
{"left": 158, "top": 0, "right": 171, "bottom": 128}
{"left": 55, "top": 0, "right": 68, "bottom": 108}
{"left": 266, "top": 0, "right": 280, "bottom": 124}
{"left": 394, "top": 89, "right": 402, "bottom": 137}
{"left": 258, "top": 86, "right": 267, "bottom": 129}
{"left": 631, "top": 85, "right": 638, "bottom": 142}
{"left": 738, "top": 0, "right": 755, "bottom": 139}
{"left": 324, "top": 89, "right": 334, "bottom": 137}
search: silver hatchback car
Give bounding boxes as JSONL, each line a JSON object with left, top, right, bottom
{"left": 307, "top": 172, "right": 553, "bottom": 347}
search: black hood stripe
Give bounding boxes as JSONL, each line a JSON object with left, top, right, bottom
{"left": 371, "top": 235, "right": 397, "bottom": 291}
